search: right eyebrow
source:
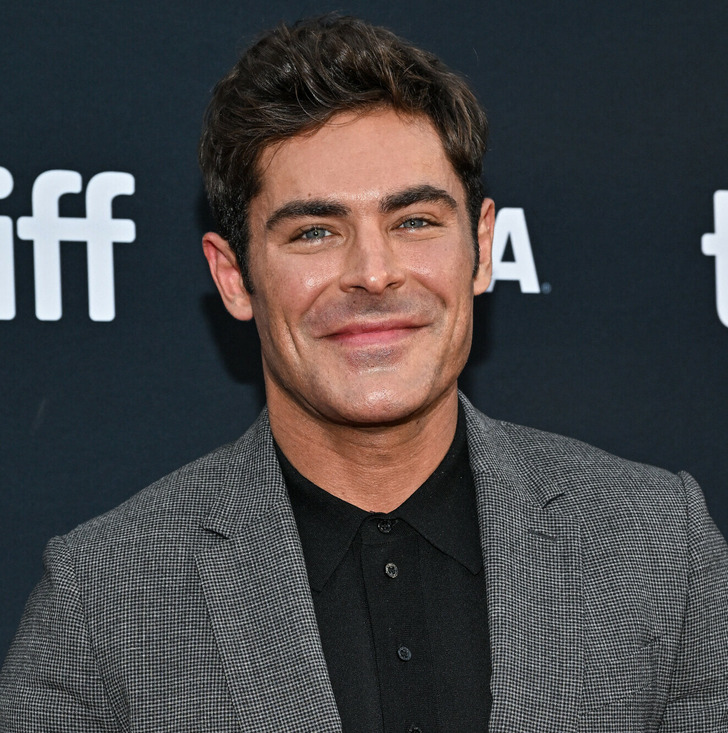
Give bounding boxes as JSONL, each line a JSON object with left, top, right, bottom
{"left": 265, "top": 200, "right": 351, "bottom": 231}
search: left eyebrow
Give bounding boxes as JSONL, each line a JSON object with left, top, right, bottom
{"left": 379, "top": 185, "right": 458, "bottom": 215}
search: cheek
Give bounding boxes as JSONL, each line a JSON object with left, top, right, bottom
{"left": 254, "top": 263, "right": 335, "bottom": 339}
{"left": 411, "top": 253, "right": 474, "bottom": 307}
{"left": 269, "top": 246, "right": 340, "bottom": 288}
{"left": 407, "top": 230, "right": 474, "bottom": 276}
{"left": 302, "top": 270, "right": 332, "bottom": 290}
{"left": 280, "top": 257, "right": 343, "bottom": 315}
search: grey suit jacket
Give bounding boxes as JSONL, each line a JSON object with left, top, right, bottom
{"left": 2, "top": 396, "right": 727, "bottom": 732}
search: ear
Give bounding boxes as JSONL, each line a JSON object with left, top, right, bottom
{"left": 473, "top": 198, "right": 495, "bottom": 295}
{"left": 202, "top": 232, "right": 254, "bottom": 321}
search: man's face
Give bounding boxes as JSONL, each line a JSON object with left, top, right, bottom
{"left": 207, "top": 108, "right": 493, "bottom": 426}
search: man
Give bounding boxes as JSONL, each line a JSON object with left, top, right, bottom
{"left": 1, "top": 14, "right": 727, "bottom": 732}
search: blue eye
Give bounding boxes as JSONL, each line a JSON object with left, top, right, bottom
{"left": 399, "top": 218, "right": 428, "bottom": 229}
{"left": 300, "top": 226, "right": 332, "bottom": 240}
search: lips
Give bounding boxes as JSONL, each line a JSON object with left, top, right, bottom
{"left": 329, "top": 319, "right": 422, "bottom": 336}
{"left": 305, "top": 293, "right": 438, "bottom": 343}
{"left": 325, "top": 319, "right": 425, "bottom": 346}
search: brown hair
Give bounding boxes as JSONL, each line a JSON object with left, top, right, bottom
{"left": 199, "top": 14, "right": 489, "bottom": 290}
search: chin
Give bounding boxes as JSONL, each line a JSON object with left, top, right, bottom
{"left": 321, "top": 383, "right": 444, "bottom": 427}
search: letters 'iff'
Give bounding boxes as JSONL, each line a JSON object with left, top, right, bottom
{"left": 12, "top": 169, "right": 136, "bottom": 321}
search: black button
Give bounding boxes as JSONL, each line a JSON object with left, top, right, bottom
{"left": 408, "top": 726, "right": 422, "bottom": 733}
{"left": 377, "top": 519, "right": 393, "bottom": 534}
{"left": 385, "top": 562, "right": 399, "bottom": 578}
{"left": 397, "top": 645, "right": 412, "bottom": 661}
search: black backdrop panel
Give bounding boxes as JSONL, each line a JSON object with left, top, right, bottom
{"left": 2, "top": 0, "right": 727, "bottom": 660}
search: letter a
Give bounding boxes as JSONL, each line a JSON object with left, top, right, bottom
{"left": 487, "top": 208, "right": 540, "bottom": 293}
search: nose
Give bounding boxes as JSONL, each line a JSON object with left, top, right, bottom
{"left": 339, "top": 227, "right": 405, "bottom": 294}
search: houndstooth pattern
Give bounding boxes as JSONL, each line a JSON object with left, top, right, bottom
{"left": 1, "top": 394, "right": 726, "bottom": 731}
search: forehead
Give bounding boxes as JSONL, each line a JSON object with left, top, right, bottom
{"left": 254, "top": 108, "right": 464, "bottom": 211}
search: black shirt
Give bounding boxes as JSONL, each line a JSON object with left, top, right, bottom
{"left": 277, "top": 409, "right": 491, "bottom": 733}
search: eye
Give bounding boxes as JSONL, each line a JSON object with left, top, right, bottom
{"left": 398, "top": 217, "right": 430, "bottom": 230}
{"left": 299, "top": 226, "right": 333, "bottom": 241}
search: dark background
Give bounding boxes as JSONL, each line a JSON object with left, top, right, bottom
{"left": 2, "top": 0, "right": 727, "bottom": 661}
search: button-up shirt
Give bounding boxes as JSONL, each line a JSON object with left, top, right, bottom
{"left": 277, "top": 408, "right": 491, "bottom": 733}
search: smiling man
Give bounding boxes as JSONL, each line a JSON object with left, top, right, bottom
{"left": 204, "top": 108, "right": 492, "bottom": 513}
{"left": 2, "top": 15, "right": 727, "bottom": 733}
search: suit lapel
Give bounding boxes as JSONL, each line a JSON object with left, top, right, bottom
{"left": 196, "top": 412, "right": 341, "bottom": 733}
{"left": 463, "top": 399, "right": 583, "bottom": 732}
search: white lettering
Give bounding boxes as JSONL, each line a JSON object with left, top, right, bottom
{"left": 702, "top": 190, "right": 728, "bottom": 328}
{"left": 84, "top": 172, "right": 136, "bottom": 321}
{"left": 0, "top": 167, "right": 14, "bottom": 320}
{"left": 17, "top": 170, "right": 82, "bottom": 320}
{"left": 487, "top": 207, "right": 540, "bottom": 293}
{"left": 16, "top": 170, "right": 135, "bottom": 321}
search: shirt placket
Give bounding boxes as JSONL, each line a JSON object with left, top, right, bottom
{"left": 359, "top": 516, "right": 439, "bottom": 733}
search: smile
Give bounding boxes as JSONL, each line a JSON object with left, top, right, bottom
{"left": 326, "top": 320, "right": 424, "bottom": 347}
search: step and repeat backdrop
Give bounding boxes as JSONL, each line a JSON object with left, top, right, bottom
{"left": 2, "top": 0, "right": 727, "bottom": 659}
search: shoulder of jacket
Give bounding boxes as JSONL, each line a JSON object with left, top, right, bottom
{"left": 62, "top": 413, "right": 270, "bottom": 551}
{"left": 463, "top": 400, "right": 686, "bottom": 516}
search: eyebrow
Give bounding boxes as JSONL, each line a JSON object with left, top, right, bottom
{"left": 379, "top": 185, "right": 458, "bottom": 214}
{"left": 266, "top": 200, "right": 350, "bottom": 231}
{"left": 265, "top": 184, "right": 458, "bottom": 231}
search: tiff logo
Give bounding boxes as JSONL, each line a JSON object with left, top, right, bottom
{"left": 702, "top": 190, "right": 728, "bottom": 328}
{"left": 0, "top": 167, "right": 135, "bottom": 321}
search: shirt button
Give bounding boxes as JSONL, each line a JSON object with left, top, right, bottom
{"left": 384, "top": 562, "right": 399, "bottom": 578}
{"left": 397, "top": 645, "right": 412, "bottom": 661}
{"left": 408, "top": 726, "right": 422, "bottom": 733}
{"left": 377, "top": 519, "right": 393, "bottom": 534}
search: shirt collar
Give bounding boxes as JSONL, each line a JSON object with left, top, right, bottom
{"left": 395, "top": 406, "right": 482, "bottom": 575}
{"left": 278, "top": 404, "right": 482, "bottom": 592}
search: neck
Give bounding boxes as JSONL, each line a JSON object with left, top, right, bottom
{"left": 267, "top": 388, "right": 460, "bottom": 513}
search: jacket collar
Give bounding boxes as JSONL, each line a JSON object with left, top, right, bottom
{"left": 201, "top": 408, "right": 285, "bottom": 538}
{"left": 197, "top": 409, "right": 343, "bottom": 731}
{"left": 461, "top": 395, "right": 566, "bottom": 509}
{"left": 462, "top": 396, "right": 583, "bottom": 732}
{"left": 202, "top": 394, "right": 568, "bottom": 539}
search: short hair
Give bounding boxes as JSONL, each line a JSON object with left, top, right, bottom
{"left": 199, "top": 14, "right": 489, "bottom": 291}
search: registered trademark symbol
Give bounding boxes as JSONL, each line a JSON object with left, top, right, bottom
{"left": 540, "top": 282, "right": 552, "bottom": 294}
